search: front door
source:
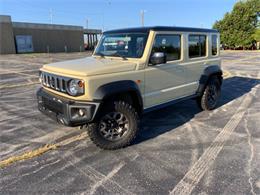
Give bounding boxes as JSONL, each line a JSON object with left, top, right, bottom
{"left": 144, "top": 33, "right": 188, "bottom": 108}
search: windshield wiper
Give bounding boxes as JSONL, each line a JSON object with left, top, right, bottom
{"left": 111, "top": 53, "right": 127, "bottom": 60}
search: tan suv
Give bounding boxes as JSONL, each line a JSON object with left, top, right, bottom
{"left": 37, "top": 26, "right": 222, "bottom": 149}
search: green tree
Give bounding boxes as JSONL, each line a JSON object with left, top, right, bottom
{"left": 213, "top": 0, "right": 260, "bottom": 49}
{"left": 253, "top": 29, "right": 260, "bottom": 41}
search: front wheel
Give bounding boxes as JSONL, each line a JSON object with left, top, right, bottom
{"left": 87, "top": 101, "right": 139, "bottom": 150}
{"left": 197, "top": 76, "right": 221, "bottom": 111}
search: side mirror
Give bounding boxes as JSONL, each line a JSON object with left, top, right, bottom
{"left": 149, "top": 52, "right": 167, "bottom": 65}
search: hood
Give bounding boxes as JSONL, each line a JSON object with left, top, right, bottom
{"left": 42, "top": 56, "right": 137, "bottom": 76}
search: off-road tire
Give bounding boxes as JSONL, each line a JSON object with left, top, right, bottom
{"left": 197, "top": 76, "right": 221, "bottom": 111}
{"left": 87, "top": 101, "right": 139, "bottom": 150}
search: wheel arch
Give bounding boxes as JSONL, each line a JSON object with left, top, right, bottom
{"left": 93, "top": 80, "right": 143, "bottom": 115}
{"left": 196, "top": 65, "right": 223, "bottom": 96}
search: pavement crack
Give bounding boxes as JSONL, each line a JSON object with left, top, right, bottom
{"left": 0, "top": 132, "right": 88, "bottom": 168}
{"left": 0, "top": 159, "right": 61, "bottom": 190}
{"left": 178, "top": 115, "right": 199, "bottom": 167}
{"left": 245, "top": 111, "right": 256, "bottom": 195}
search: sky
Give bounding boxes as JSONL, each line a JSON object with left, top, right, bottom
{"left": 0, "top": 0, "right": 238, "bottom": 31}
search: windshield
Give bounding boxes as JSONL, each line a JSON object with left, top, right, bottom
{"left": 94, "top": 33, "right": 148, "bottom": 58}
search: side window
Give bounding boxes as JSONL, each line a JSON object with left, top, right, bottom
{"left": 212, "top": 35, "right": 218, "bottom": 56}
{"left": 152, "top": 34, "right": 181, "bottom": 61}
{"left": 136, "top": 36, "right": 146, "bottom": 58}
{"left": 189, "top": 35, "right": 207, "bottom": 58}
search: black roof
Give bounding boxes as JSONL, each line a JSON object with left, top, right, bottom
{"left": 103, "top": 26, "right": 218, "bottom": 34}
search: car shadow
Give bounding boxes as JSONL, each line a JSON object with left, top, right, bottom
{"left": 133, "top": 76, "right": 260, "bottom": 145}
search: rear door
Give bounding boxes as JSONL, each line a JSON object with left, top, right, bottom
{"left": 182, "top": 34, "right": 210, "bottom": 95}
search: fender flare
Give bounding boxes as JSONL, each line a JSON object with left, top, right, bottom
{"left": 196, "top": 65, "right": 223, "bottom": 95}
{"left": 93, "top": 80, "right": 143, "bottom": 109}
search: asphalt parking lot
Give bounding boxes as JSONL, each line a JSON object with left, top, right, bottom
{"left": 0, "top": 51, "right": 260, "bottom": 194}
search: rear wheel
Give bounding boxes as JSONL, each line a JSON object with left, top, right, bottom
{"left": 197, "top": 76, "right": 221, "bottom": 110}
{"left": 87, "top": 100, "right": 139, "bottom": 150}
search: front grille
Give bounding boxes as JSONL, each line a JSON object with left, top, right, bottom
{"left": 41, "top": 72, "right": 69, "bottom": 93}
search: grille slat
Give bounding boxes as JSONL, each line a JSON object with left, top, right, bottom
{"left": 60, "top": 79, "right": 64, "bottom": 92}
{"left": 43, "top": 75, "right": 47, "bottom": 85}
{"left": 47, "top": 75, "right": 50, "bottom": 87}
{"left": 61, "top": 79, "right": 66, "bottom": 92}
{"left": 50, "top": 77, "right": 55, "bottom": 88}
{"left": 55, "top": 77, "right": 59, "bottom": 90}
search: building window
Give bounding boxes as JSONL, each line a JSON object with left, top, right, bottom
{"left": 152, "top": 34, "right": 181, "bottom": 61}
{"left": 212, "top": 35, "right": 218, "bottom": 56}
{"left": 188, "top": 35, "right": 206, "bottom": 58}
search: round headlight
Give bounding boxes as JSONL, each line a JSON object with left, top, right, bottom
{"left": 68, "top": 79, "right": 79, "bottom": 96}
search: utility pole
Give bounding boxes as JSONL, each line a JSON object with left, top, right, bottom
{"left": 49, "top": 8, "right": 53, "bottom": 24}
{"left": 140, "top": 10, "right": 144, "bottom": 27}
{"left": 140, "top": 10, "right": 146, "bottom": 27}
{"left": 102, "top": 13, "right": 104, "bottom": 32}
{"left": 86, "top": 18, "right": 89, "bottom": 29}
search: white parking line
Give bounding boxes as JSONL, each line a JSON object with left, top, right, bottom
{"left": 0, "top": 81, "right": 39, "bottom": 90}
{"left": 0, "top": 110, "right": 39, "bottom": 123}
{"left": 0, "top": 59, "right": 42, "bottom": 66}
{"left": 0, "top": 68, "right": 39, "bottom": 77}
{"left": 0, "top": 68, "right": 40, "bottom": 75}
{"left": 169, "top": 84, "right": 259, "bottom": 195}
{"left": 0, "top": 76, "right": 38, "bottom": 83}
{"left": 89, "top": 162, "right": 127, "bottom": 195}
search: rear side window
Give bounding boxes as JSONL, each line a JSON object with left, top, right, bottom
{"left": 212, "top": 35, "right": 218, "bottom": 56}
{"left": 152, "top": 34, "right": 181, "bottom": 61}
{"left": 189, "top": 35, "right": 206, "bottom": 58}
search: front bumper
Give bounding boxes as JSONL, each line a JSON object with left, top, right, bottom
{"left": 37, "top": 88, "right": 100, "bottom": 127}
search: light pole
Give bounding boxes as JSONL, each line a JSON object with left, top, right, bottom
{"left": 140, "top": 10, "right": 146, "bottom": 27}
{"left": 86, "top": 18, "right": 89, "bottom": 29}
{"left": 49, "top": 8, "right": 53, "bottom": 24}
